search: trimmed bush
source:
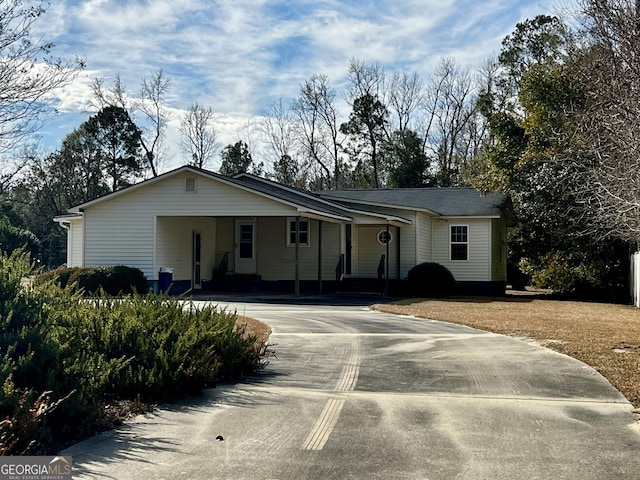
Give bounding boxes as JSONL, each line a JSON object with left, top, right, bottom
{"left": 37, "top": 265, "right": 149, "bottom": 296}
{"left": 103, "top": 265, "right": 149, "bottom": 295}
{"left": 69, "top": 267, "right": 103, "bottom": 294}
{"left": 34, "top": 266, "right": 77, "bottom": 288}
{"left": 407, "top": 262, "right": 457, "bottom": 298}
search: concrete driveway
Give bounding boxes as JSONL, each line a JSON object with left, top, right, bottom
{"left": 64, "top": 296, "right": 640, "bottom": 479}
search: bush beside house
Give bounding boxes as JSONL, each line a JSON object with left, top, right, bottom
{"left": 37, "top": 265, "right": 149, "bottom": 295}
{"left": 407, "top": 262, "right": 457, "bottom": 298}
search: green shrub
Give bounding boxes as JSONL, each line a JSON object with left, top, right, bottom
{"left": 1, "top": 251, "right": 266, "bottom": 454}
{"left": 519, "top": 252, "right": 609, "bottom": 297}
{"left": 58, "top": 294, "right": 260, "bottom": 401}
{"left": 36, "top": 265, "right": 149, "bottom": 296}
{"left": 103, "top": 265, "right": 149, "bottom": 295}
{"left": 407, "top": 262, "right": 457, "bottom": 298}
{"left": 0, "top": 250, "right": 69, "bottom": 454}
{"left": 69, "top": 267, "right": 103, "bottom": 294}
{"left": 36, "top": 266, "right": 84, "bottom": 288}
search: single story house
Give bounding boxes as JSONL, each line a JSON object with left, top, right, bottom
{"left": 54, "top": 165, "right": 513, "bottom": 295}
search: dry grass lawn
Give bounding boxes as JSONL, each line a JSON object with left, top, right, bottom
{"left": 235, "top": 315, "right": 272, "bottom": 353}
{"left": 372, "top": 295, "right": 640, "bottom": 409}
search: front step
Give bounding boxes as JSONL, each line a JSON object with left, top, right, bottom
{"left": 206, "top": 273, "right": 262, "bottom": 292}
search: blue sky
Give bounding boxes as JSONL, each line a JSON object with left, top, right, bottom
{"left": 34, "top": 0, "right": 574, "bottom": 171}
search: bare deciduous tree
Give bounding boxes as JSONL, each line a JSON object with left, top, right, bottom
{"left": 0, "top": 1, "right": 82, "bottom": 154}
{"left": 291, "top": 74, "right": 342, "bottom": 188}
{"left": 262, "top": 99, "right": 306, "bottom": 186}
{"left": 262, "top": 99, "right": 296, "bottom": 167}
{"left": 180, "top": 103, "right": 218, "bottom": 169}
{"left": 422, "top": 58, "right": 479, "bottom": 186}
{"left": 386, "top": 71, "right": 424, "bottom": 132}
{"left": 138, "top": 70, "right": 171, "bottom": 176}
{"left": 347, "top": 58, "right": 386, "bottom": 103}
{"left": 570, "top": 0, "right": 640, "bottom": 243}
{"left": 91, "top": 74, "right": 128, "bottom": 111}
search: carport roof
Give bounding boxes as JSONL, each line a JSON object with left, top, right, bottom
{"left": 230, "top": 174, "right": 355, "bottom": 220}
{"left": 232, "top": 173, "right": 411, "bottom": 224}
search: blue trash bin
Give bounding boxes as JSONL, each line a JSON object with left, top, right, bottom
{"left": 158, "top": 266, "right": 173, "bottom": 293}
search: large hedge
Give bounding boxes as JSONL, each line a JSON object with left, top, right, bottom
{"left": 38, "top": 265, "right": 149, "bottom": 295}
{"left": 0, "top": 251, "right": 266, "bottom": 455}
{"left": 407, "top": 262, "right": 457, "bottom": 298}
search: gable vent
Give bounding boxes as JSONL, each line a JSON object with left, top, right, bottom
{"left": 185, "top": 177, "right": 197, "bottom": 193}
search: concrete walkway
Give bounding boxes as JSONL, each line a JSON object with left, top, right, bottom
{"left": 64, "top": 297, "right": 640, "bottom": 479}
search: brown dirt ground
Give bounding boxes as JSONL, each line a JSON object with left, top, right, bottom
{"left": 371, "top": 295, "right": 640, "bottom": 409}
{"left": 235, "top": 315, "right": 272, "bottom": 351}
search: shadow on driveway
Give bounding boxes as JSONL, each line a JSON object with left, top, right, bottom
{"left": 65, "top": 369, "right": 285, "bottom": 478}
{"left": 190, "top": 292, "right": 402, "bottom": 307}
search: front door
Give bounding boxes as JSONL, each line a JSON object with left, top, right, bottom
{"left": 236, "top": 219, "right": 256, "bottom": 273}
{"left": 193, "top": 231, "right": 202, "bottom": 289}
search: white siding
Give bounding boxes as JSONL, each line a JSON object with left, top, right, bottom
{"left": 155, "top": 217, "right": 216, "bottom": 283}
{"left": 415, "top": 212, "right": 432, "bottom": 267}
{"left": 431, "top": 218, "right": 492, "bottom": 282}
{"left": 84, "top": 210, "right": 154, "bottom": 276}
{"left": 257, "top": 218, "right": 341, "bottom": 281}
{"left": 68, "top": 218, "right": 83, "bottom": 267}
{"left": 397, "top": 223, "right": 414, "bottom": 278}
{"left": 82, "top": 173, "right": 300, "bottom": 279}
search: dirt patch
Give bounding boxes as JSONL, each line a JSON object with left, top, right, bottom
{"left": 372, "top": 296, "right": 640, "bottom": 408}
{"left": 235, "top": 315, "right": 272, "bottom": 353}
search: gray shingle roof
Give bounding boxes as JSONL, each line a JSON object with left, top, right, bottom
{"left": 231, "top": 174, "right": 354, "bottom": 219}
{"left": 232, "top": 174, "right": 412, "bottom": 223}
{"left": 319, "top": 188, "right": 508, "bottom": 217}
{"left": 67, "top": 165, "right": 508, "bottom": 221}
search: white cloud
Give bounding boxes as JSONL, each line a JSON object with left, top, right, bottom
{"left": 30, "top": 0, "right": 579, "bottom": 166}
{"left": 51, "top": 70, "right": 102, "bottom": 113}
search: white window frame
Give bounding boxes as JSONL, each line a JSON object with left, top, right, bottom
{"left": 377, "top": 229, "right": 393, "bottom": 246}
{"left": 286, "top": 217, "right": 310, "bottom": 247}
{"left": 450, "top": 224, "right": 469, "bottom": 261}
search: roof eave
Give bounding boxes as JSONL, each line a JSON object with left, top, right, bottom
{"left": 298, "top": 209, "right": 352, "bottom": 223}
{"left": 440, "top": 215, "right": 502, "bottom": 220}
{"left": 54, "top": 214, "right": 83, "bottom": 223}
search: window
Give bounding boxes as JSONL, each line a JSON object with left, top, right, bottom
{"left": 450, "top": 225, "right": 468, "bottom": 261}
{"left": 377, "top": 229, "right": 392, "bottom": 245}
{"left": 287, "top": 218, "right": 309, "bottom": 246}
{"left": 185, "top": 176, "right": 197, "bottom": 193}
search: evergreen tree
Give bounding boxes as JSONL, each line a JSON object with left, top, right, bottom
{"left": 85, "top": 106, "right": 144, "bottom": 191}
{"left": 219, "top": 141, "right": 262, "bottom": 177}
{"left": 340, "top": 93, "right": 389, "bottom": 188}
{"left": 381, "top": 130, "right": 433, "bottom": 188}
